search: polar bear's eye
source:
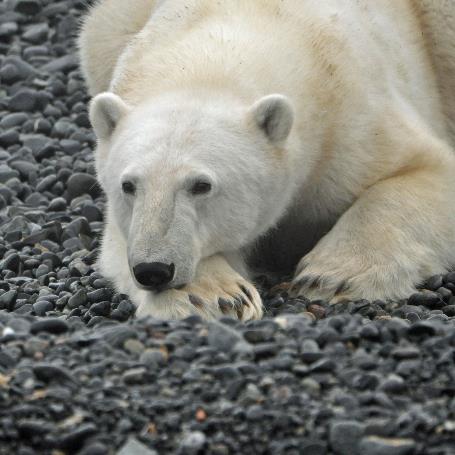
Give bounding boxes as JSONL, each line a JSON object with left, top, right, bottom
{"left": 122, "top": 181, "right": 136, "bottom": 195}
{"left": 190, "top": 181, "right": 212, "bottom": 196}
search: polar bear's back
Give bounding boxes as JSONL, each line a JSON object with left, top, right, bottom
{"left": 78, "top": 0, "right": 158, "bottom": 95}
{"left": 79, "top": 0, "right": 455, "bottom": 145}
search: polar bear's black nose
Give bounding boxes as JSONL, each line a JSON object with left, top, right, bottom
{"left": 133, "top": 262, "right": 175, "bottom": 290}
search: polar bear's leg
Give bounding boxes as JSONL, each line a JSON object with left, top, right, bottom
{"left": 135, "top": 254, "right": 263, "bottom": 321}
{"left": 291, "top": 131, "right": 455, "bottom": 302}
{"left": 99, "top": 207, "right": 262, "bottom": 321}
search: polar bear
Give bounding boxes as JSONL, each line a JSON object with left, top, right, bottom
{"left": 78, "top": 0, "right": 455, "bottom": 320}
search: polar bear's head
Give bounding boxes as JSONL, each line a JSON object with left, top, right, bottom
{"left": 90, "top": 91, "right": 295, "bottom": 292}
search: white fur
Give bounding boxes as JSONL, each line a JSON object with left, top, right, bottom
{"left": 80, "top": 0, "right": 455, "bottom": 320}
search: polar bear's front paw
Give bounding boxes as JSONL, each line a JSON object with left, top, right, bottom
{"left": 135, "top": 276, "right": 263, "bottom": 321}
{"left": 289, "top": 246, "right": 425, "bottom": 303}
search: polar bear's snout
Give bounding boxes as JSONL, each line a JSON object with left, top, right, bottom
{"left": 132, "top": 262, "right": 175, "bottom": 291}
{"left": 125, "top": 197, "right": 200, "bottom": 293}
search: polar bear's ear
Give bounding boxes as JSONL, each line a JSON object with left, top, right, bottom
{"left": 89, "top": 92, "right": 130, "bottom": 140}
{"left": 249, "top": 94, "right": 294, "bottom": 144}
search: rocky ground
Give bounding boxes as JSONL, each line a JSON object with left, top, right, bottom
{"left": 0, "top": 1, "right": 455, "bottom": 454}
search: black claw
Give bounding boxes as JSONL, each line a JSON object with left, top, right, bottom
{"left": 294, "top": 278, "right": 307, "bottom": 289}
{"left": 189, "top": 294, "right": 204, "bottom": 308}
{"left": 233, "top": 297, "right": 245, "bottom": 319}
{"left": 296, "top": 276, "right": 313, "bottom": 288}
{"left": 233, "top": 297, "right": 243, "bottom": 308}
{"left": 238, "top": 284, "right": 253, "bottom": 301}
{"left": 335, "top": 280, "right": 349, "bottom": 295}
{"left": 308, "top": 276, "right": 321, "bottom": 290}
{"left": 218, "top": 298, "right": 232, "bottom": 314}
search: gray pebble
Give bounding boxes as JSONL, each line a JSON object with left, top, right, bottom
{"left": 208, "top": 321, "right": 244, "bottom": 351}
{"left": 329, "top": 420, "right": 365, "bottom": 455}
{"left": 8, "top": 89, "right": 40, "bottom": 112}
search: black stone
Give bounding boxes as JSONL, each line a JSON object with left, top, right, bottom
{"left": 408, "top": 291, "right": 443, "bottom": 309}
{"left": 32, "top": 363, "right": 75, "bottom": 383}
{"left": 89, "top": 301, "right": 111, "bottom": 317}
{"left": 407, "top": 321, "right": 437, "bottom": 337}
{"left": 17, "top": 419, "right": 54, "bottom": 437}
{"left": 425, "top": 274, "right": 444, "bottom": 291}
{"left": 30, "top": 318, "right": 69, "bottom": 335}
{"left": 59, "top": 424, "right": 98, "bottom": 450}
{"left": 87, "top": 288, "right": 113, "bottom": 303}
{"left": 14, "top": 0, "right": 42, "bottom": 15}
{"left": 67, "top": 173, "right": 102, "bottom": 200}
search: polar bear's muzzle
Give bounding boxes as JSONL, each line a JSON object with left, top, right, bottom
{"left": 126, "top": 202, "right": 200, "bottom": 293}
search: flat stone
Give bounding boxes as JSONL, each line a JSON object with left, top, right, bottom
{"left": 41, "top": 54, "right": 79, "bottom": 74}
{"left": 0, "top": 113, "right": 28, "bottom": 129}
{"left": 23, "top": 23, "right": 49, "bottom": 44}
{"left": 117, "top": 437, "right": 158, "bottom": 455}
{"left": 30, "top": 318, "right": 69, "bottom": 335}
{"left": 0, "top": 22, "right": 18, "bottom": 38}
{"left": 122, "top": 367, "right": 148, "bottom": 384}
{"left": 358, "top": 437, "right": 416, "bottom": 455}
{"left": 8, "top": 89, "right": 40, "bottom": 112}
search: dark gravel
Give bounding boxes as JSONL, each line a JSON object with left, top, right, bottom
{"left": 0, "top": 1, "right": 455, "bottom": 454}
